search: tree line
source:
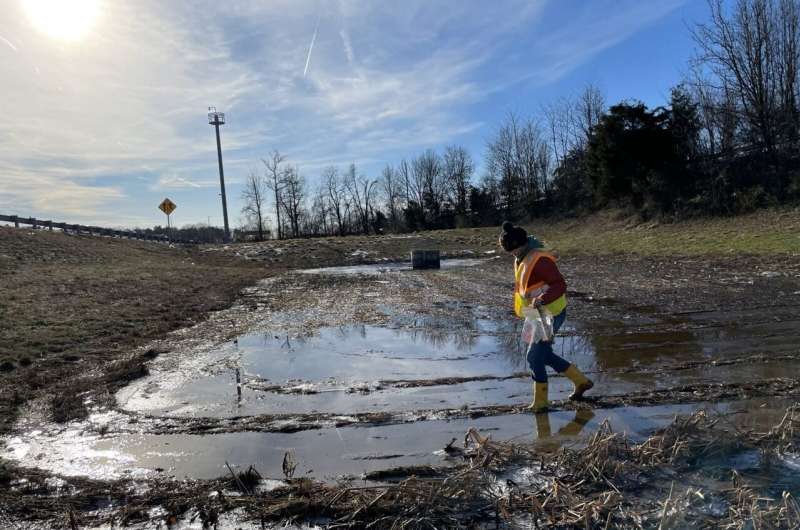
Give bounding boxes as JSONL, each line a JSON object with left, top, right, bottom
{"left": 234, "top": 0, "right": 799, "bottom": 241}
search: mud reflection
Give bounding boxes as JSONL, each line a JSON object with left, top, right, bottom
{"left": 554, "top": 306, "right": 705, "bottom": 381}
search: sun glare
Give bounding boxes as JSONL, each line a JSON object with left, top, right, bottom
{"left": 22, "top": 0, "right": 100, "bottom": 42}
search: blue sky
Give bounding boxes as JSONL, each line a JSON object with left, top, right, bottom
{"left": 0, "top": 0, "right": 711, "bottom": 228}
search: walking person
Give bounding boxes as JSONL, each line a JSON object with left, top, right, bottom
{"left": 499, "top": 221, "right": 593, "bottom": 412}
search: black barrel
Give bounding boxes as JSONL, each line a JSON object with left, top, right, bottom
{"left": 411, "top": 249, "right": 440, "bottom": 270}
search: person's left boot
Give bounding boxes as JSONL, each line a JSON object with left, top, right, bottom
{"left": 564, "top": 364, "right": 593, "bottom": 400}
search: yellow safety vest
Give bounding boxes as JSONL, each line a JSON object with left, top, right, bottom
{"left": 513, "top": 250, "right": 567, "bottom": 318}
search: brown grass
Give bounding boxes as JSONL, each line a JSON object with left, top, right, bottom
{"left": 0, "top": 228, "right": 264, "bottom": 431}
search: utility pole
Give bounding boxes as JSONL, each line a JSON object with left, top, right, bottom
{"left": 208, "top": 107, "right": 230, "bottom": 242}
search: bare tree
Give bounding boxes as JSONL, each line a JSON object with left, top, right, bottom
{"left": 486, "top": 112, "right": 550, "bottom": 215}
{"left": 240, "top": 169, "right": 268, "bottom": 241}
{"left": 281, "top": 166, "right": 305, "bottom": 238}
{"left": 777, "top": 0, "right": 800, "bottom": 140}
{"left": 323, "top": 166, "right": 348, "bottom": 236}
{"left": 399, "top": 157, "right": 424, "bottom": 210}
{"left": 442, "top": 145, "right": 474, "bottom": 214}
{"left": 262, "top": 150, "right": 287, "bottom": 240}
{"left": 412, "top": 149, "right": 446, "bottom": 222}
{"left": 344, "top": 163, "right": 376, "bottom": 235}
{"left": 693, "top": 0, "right": 800, "bottom": 152}
{"left": 572, "top": 83, "right": 606, "bottom": 146}
{"left": 516, "top": 118, "right": 547, "bottom": 200}
{"left": 542, "top": 96, "right": 575, "bottom": 168}
{"left": 486, "top": 114, "right": 519, "bottom": 212}
{"left": 379, "top": 164, "right": 403, "bottom": 230}
{"left": 308, "top": 184, "right": 330, "bottom": 236}
{"left": 543, "top": 84, "right": 606, "bottom": 168}
{"left": 688, "top": 68, "right": 741, "bottom": 157}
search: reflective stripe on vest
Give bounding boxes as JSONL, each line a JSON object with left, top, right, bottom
{"left": 513, "top": 251, "right": 567, "bottom": 318}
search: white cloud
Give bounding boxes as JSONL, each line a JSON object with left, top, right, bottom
{"left": 151, "top": 173, "right": 217, "bottom": 191}
{"left": 0, "top": 0, "right": 685, "bottom": 225}
{"left": 339, "top": 28, "right": 355, "bottom": 66}
{"left": 0, "top": 168, "right": 123, "bottom": 219}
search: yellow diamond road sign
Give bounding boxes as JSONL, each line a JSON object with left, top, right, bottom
{"left": 159, "top": 198, "right": 176, "bottom": 216}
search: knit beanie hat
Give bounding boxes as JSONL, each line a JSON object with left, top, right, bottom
{"left": 499, "top": 221, "right": 528, "bottom": 251}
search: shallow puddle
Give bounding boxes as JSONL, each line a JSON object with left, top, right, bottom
{"left": 4, "top": 402, "right": 711, "bottom": 482}
{"left": 118, "top": 320, "right": 553, "bottom": 417}
{"left": 116, "top": 300, "right": 800, "bottom": 421}
{"left": 8, "top": 399, "right": 798, "bottom": 486}
{"left": 296, "top": 257, "right": 494, "bottom": 275}
{"left": 5, "top": 260, "right": 800, "bottom": 507}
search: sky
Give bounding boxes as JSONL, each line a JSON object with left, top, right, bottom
{"left": 0, "top": 0, "right": 713, "bottom": 229}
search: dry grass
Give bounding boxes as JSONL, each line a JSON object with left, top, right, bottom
{"left": 526, "top": 207, "right": 800, "bottom": 256}
{"left": 234, "top": 407, "right": 800, "bottom": 528}
{"left": 0, "top": 228, "right": 264, "bottom": 432}
{"left": 720, "top": 476, "right": 800, "bottom": 530}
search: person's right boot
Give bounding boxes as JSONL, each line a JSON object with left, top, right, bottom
{"left": 527, "top": 381, "right": 549, "bottom": 413}
{"left": 564, "top": 364, "right": 593, "bottom": 400}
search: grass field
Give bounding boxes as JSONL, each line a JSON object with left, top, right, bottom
{"left": 525, "top": 207, "right": 800, "bottom": 255}
{"left": 0, "top": 228, "right": 264, "bottom": 434}
{"left": 1, "top": 207, "right": 799, "bottom": 526}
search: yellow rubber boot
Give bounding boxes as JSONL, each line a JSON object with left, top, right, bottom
{"left": 564, "top": 364, "right": 594, "bottom": 401}
{"left": 527, "top": 382, "right": 549, "bottom": 413}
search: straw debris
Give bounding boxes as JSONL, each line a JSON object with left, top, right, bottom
{"left": 5, "top": 406, "right": 800, "bottom": 528}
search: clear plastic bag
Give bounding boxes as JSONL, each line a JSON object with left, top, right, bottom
{"left": 521, "top": 307, "right": 554, "bottom": 347}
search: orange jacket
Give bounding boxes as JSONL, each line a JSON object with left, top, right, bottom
{"left": 513, "top": 251, "right": 567, "bottom": 318}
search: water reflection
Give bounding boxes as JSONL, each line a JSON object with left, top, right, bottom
{"left": 492, "top": 319, "right": 599, "bottom": 374}
{"left": 492, "top": 318, "right": 529, "bottom": 371}
{"left": 385, "top": 311, "right": 484, "bottom": 352}
{"left": 534, "top": 409, "right": 595, "bottom": 452}
{"left": 296, "top": 257, "right": 492, "bottom": 276}
{"left": 233, "top": 316, "right": 529, "bottom": 386}
{"left": 235, "top": 367, "right": 242, "bottom": 406}
{"left": 394, "top": 319, "right": 480, "bottom": 352}
{"left": 244, "top": 311, "right": 532, "bottom": 377}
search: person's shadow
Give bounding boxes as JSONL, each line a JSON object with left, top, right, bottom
{"left": 534, "top": 409, "right": 595, "bottom": 452}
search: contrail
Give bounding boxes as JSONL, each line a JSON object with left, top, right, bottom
{"left": 303, "top": 17, "right": 320, "bottom": 77}
{"left": 0, "top": 34, "right": 18, "bottom": 52}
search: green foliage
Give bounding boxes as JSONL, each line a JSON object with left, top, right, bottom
{"left": 552, "top": 148, "right": 592, "bottom": 214}
{"left": 733, "top": 186, "right": 774, "bottom": 213}
{"left": 467, "top": 186, "right": 500, "bottom": 226}
{"left": 403, "top": 201, "right": 425, "bottom": 232}
{"left": 788, "top": 170, "right": 800, "bottom": 200}
{"left": 586, "top": 101, "right": 681, "bottom": 212}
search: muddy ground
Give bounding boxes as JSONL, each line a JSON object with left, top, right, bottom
{"left": 1, "top": 212, "right": 800, "bottom": 528}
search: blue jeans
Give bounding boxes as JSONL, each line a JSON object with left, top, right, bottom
{"left": 526, "top": 310, "right": 570, "bottom": 382}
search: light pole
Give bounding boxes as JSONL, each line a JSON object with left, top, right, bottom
{"left": 208, "top": 107, "right": 230, "bottom": 242}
